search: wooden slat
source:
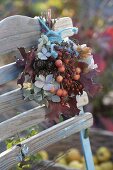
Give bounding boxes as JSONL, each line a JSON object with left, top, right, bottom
{"left": 0, "top": 105, "right": 46, "bottom": 141}
{"left": 0, "top": 62, "right": 22, "bottom": 85}
{"left": 0, "top": 15, "right": 40, "bottom": 55}
{"left": 0, "top": 89, "right": 88, "bottom": 115}
{"left": 0, "top": 88, "right": 24, "bottom": 114}
{"left": 0, "top": 112, "right": 93, "bottom": 170}
{"left": 0, "top": 16, "right": 73, "bottom": 55}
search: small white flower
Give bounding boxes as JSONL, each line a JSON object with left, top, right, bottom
{"left": 88, "top": 57, "right": 98, "bottom": 70}
{"left": 81, "top": 44, "right": 87, "bottom": 48}
{"left": 80, "top": 55, "right": 98, "bottom": 70}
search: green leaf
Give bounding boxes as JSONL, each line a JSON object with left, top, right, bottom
{"left": 34, "top": 153, "right": 43, "bottom": 161}
{"left": 43, "top": 98, "right": 49, "bottom": 107}
{"left": 59, "top": 115, "right": 64, "bottom": 122}
{"left": 29, "top": 94, "right": 34, "bottom": 100}
{"left": 44, "top": 91, "right": 53, "bottom": 97}
{"left": 34, "top": 94, "right": 43, "bottom": 102}
{"left": 30, "top": 129, "right": 38, "bottom": 136}
{"left": 23, "top": 89, "right": 31, "bottom": 98}
{"left": 22, "top": 164, "right": 31, "bottom": 169}
{"left": 7, "top": 142, "right": 13, "bottom": 149}
{"left": 16, "top": 165, "right": 22, "bottom": 170}
{"left": 34, "top": 86, "right": 41, "bottom": 93}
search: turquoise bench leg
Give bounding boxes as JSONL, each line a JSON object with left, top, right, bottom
{"left": 79, "top": 107, "right": 95, "bottom": 170}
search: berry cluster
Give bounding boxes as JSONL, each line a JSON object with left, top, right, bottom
{"left": 48, "top": 46, "right": 84, "bottom": 104}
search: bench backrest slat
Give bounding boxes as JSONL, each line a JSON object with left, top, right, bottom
{"left": 0, "top": 62, "right": 21, "bottom": 85}
{"left": 0, "top": 15, "right": 73, "bottom": 56}
{"left": 0, "top": 105, "right": 46, "bottom": 141}
{"left": 0, "top": 112, "right": 93, "bottom": 170}
{"left": 0, "top": 88, "right": 23, "bottom": 114}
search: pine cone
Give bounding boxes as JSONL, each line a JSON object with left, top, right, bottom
{"left": 34, "top": 60, "right": 47, "bottom": 70}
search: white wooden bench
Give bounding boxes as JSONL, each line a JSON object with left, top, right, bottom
{"left": 0, "top": 15, "right": 94, "bottom": 170}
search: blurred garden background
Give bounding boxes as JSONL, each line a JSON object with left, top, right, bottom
{"left": 1, "top": 0, "right": 113, "bottom": 131}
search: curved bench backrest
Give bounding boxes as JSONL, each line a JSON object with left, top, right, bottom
{"left": 0, "top": 15, "right": 93, "bottom": 170}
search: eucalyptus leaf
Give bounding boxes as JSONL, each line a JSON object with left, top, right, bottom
{"left": 51, "top": 95, "right": 61, "bottom": 102}
{"left": 23, "top": 89, "right": 31, "bottom": 97}
{"left": 34, "top": 94, "right": 43, "bottom": 102}
{"left": 34, "top": 86, "right": 41, "bottom": 93}
{"left": 44, "top": 91, "right": 53, "bottom": 97}
{"left": 47, "top": 96, "right": 52, "bottom": 101}
{"left": 43, "top": 98, "right": 49, "bottom": 108}
{"left": 29, "top": 94, "right": 34, "bottom": 100}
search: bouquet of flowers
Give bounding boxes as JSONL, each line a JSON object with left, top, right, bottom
{"left": 16, "top": 16, "right": 101, "bottom": 122}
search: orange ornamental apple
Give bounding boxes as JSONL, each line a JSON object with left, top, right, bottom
{"left": 56, "top": 75, "right": 63, "bottom": 83}
{"left": 50, "top": 87, "right": 56, "bottom": 93}
{"left": 56, "top": 89, "right": 63, "bottom": 96}
{"left": 73, "top": 74, "right": 80, "bottom": 80}
{"left": 75, "top": 67, "right": 81, "bottom": 74}
{"left": 58, "top": 65, "right": 65, "bottom": 72}
{"left": 55, "top": 59, "right": 63, "bottom": 67}
{"left": 62, "top": 89, "right": 68, "bottom": 97}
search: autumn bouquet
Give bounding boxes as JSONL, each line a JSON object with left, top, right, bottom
{"left": 16, "top": 16, "right": 101, "bottom": 122}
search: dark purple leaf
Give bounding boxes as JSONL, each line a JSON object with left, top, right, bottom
{"left": 62, "top": 98, "right": 80, "bottom": 117}
{"left": 77, "top": 62, "right": 88, "bottom": 72}
{"left": 46, "top": 98, "right": 80, "bottom": 122}
{"left": 80, "top": 70, "right": 102, "bottom": 97}
{"left": 18, "top": 47, "right": 27, "bottom": 60}
{"left": 17, "top": 72, "right": 25, "bottom": 86}
{"left": 18, "top": 48, "right": 36, "bottom": 81}
{"left": 16, "top": 59, "right": 26, "bottom": 67}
